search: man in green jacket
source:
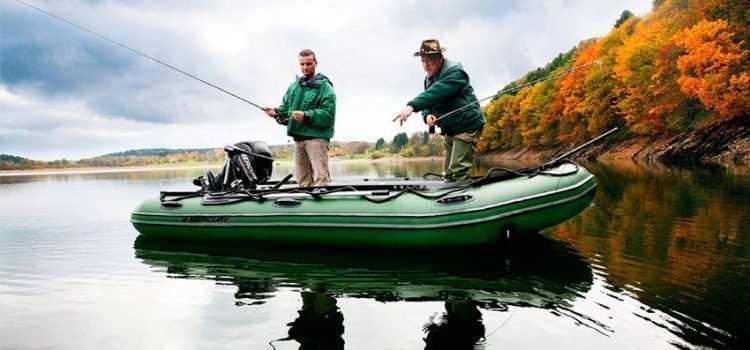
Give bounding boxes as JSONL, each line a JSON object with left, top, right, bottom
{"left": 264, "top": 49, "right": 336, "bottom": 187}
{"left": 397, "top": 39, "right": 485, "bottom": 181}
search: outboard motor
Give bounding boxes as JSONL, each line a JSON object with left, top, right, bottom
{"left": 194, "top": 141, "right": 273, "bottom": 192}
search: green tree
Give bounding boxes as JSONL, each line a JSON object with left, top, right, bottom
{"left": 391, "top": 132, "right": 409, "bottom": 152}
{"left": 615, "top": 10, "right": 634, "bottom": 28}
{"left": 375, "top": 138, "right": 385, "bottom": 150}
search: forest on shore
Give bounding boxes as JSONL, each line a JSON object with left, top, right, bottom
{"left": 477, "top": 0, "right": 749, "bottom": 163}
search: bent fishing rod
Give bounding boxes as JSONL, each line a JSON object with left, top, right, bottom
{"left": 394, "top": 60, "right": 602, "bottom": 123}
{"left": 13, "top": 0, "right": 265, "bottom": 111}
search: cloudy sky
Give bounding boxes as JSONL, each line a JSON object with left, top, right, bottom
{"left": 1, "top": 0, "right": 651, "bottom": 160}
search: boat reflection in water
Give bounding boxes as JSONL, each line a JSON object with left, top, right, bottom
{"left": 134, "top": 235, "right": 594, "bottom": 349}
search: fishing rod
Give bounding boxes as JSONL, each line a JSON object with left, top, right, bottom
{"left": 541, "top": 126, "right": 618, "bottom": 168}
{"left": 394, "top": 60, "right": 602, "bottom": 123}
{"left": 13, "top": 0, "right": 265, "bottom": 111}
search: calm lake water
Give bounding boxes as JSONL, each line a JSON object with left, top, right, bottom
{"left": 1, "top": 160, "right": 748, "bottom": 349}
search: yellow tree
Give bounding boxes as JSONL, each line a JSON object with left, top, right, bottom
{"left": 552, "top": 40, "right": 602, "bottom": 143}
{"left": 613, "top": 0, "right": 707, "bottom": 134}
{"left": 581, "top": 18, "right": 635, "bottom": 136}
{"left": 478, "top": 94, "right": 515, "bottom": 151}
{"left": 501, "top": 93, "right": 526, "bottom": 149}
{"left": 614, "top": 17, "right": 667, "bottom": 134}
{"left": 518, "top": 79, "right": 556, "bottom": 147}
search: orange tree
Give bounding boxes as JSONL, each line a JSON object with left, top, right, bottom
{"left": 674, "top": 18, "right": 750, "bottom": 120}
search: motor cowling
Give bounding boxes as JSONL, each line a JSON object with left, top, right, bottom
{"left": 194, "top": 141, "right": 273, "bottom": 192}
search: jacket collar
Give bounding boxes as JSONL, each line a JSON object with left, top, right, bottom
{"left": 298, "top": 73, "right": 332, "bottom": 88}
{"left": 429, "top": 59, "right": 459, "bottom": 81}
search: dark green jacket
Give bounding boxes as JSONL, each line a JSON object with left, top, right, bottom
{"left": 407, "top": 59, "right": 485, "bottom": 136}
{"left": 275, "top": 73, "right": 336, "bottom": 140}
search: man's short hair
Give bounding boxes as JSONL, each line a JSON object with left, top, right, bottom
{"left": 299, "top": 49, "right": 317, "bottom": 63}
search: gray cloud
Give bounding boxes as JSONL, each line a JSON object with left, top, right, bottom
{"left": 1, "top": 8, "right": 134, "bottom": 94}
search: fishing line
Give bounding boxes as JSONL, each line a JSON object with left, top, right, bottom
{"left": 484, "top": 308, "right": 517, "bottom": 339}
{"left": 13, "top": 0, "right": 265, "bottom": 110}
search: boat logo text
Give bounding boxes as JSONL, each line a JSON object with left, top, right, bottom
{"left": 181, "top": 216, "right": 230, "bottom": 223}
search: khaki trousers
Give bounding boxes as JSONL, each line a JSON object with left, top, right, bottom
{"left": 294, "top": 139, "right": 331, "bottom": 187}
{"left": 444, "top": 129, "right": 480, "bottom": 181}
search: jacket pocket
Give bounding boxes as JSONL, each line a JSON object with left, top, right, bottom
{"left": 301, "top": 91, "right": 318, "bottom": 109}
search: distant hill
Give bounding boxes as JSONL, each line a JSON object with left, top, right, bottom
{"left": 0, "top": 141, "right": 379, "bottom": 171}
{"left": 0, "top": 149, "right": 223, "bottom": 171}
{"left": 1, "top": 137, "right": 449, "bottom": 171}
{"left": 0, "top": 154, "right": 30, "bottom": 164}
{"left": 1, "top": 153, "right": 70, "bottom": 170}
{"left": 99, "top": 148, "right": 216, "bottom": 158}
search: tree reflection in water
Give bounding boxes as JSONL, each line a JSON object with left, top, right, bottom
{"left": 549, "top": 160, "right": 750, "bottom": 348}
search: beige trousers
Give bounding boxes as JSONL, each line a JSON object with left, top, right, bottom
{"left": 294, "top": 139, "right": 331, "bottom": 187}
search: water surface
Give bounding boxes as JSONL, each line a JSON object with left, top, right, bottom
{"left": 1, "top": 160, "right": 748, "bottom": 349}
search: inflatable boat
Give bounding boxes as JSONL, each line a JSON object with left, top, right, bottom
{"left": 130, "top": 162, "right": 595, "bottom": 247}
{"left": 131, "top": 129, "right": 615, "bottom": 248}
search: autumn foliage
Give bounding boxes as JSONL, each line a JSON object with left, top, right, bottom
{"left": 478, "top": 0, "right": 750, "bottom": 152}
{"left": 675, "top": 19, "right": 750, "bottom": 119}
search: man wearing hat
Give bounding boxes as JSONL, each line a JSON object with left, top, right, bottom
{"left": 397, "top": 39, "right": 485, "bottom": 181}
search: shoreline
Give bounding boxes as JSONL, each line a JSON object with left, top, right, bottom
{"left": 0, "top": 163, "right": 221, "bottom": 177}
{"left": 480, "top": 117, "right": 750, "bottom": 167}
{"left": 479, "top": 136, "right": 750, "bottom": 169}
{"left": 0, "top": 156, "right": 442, "bottom": 177}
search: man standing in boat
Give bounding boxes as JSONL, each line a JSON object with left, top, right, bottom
{"left": 396, "top": 39, "right": 485, "bottom": 181}
{"left": 263, "top": 49, "right": 336, "bottom": 187}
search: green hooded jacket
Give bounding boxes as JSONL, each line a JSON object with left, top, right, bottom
{"left": 275, "top": 73, "right": 336, "bottom": 140}
{"left": 407, "top": 59, "right": 485, "bottom": 136}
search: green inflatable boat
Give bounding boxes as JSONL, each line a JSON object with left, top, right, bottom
{"left": 131, "top": 129, "right": 616, "bottom": 248}
{"left": 130, "top": 161, "right": 596, "bottom": 247}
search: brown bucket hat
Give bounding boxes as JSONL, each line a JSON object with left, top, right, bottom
{"left": 413, "top": 39, "right": 447, "bottom": 57}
